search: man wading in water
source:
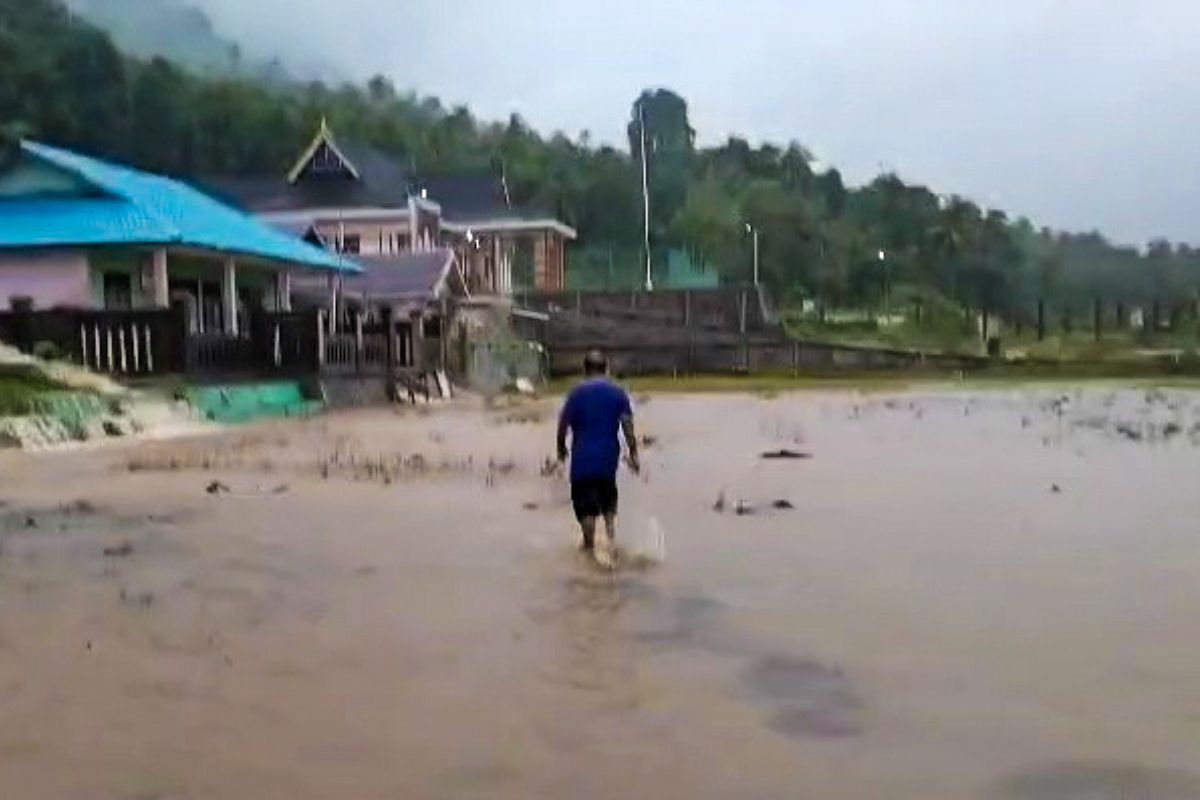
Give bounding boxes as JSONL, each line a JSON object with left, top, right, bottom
{"left": 557, "top": 350, "right": 640, "bottom": 568}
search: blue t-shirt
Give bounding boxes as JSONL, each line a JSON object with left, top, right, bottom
{"left": 560, "top": 378, "right": 633, "bottom": 481}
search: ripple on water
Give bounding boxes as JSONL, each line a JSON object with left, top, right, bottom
{"left": 998, "top": 761, "right": 1200, "bottom": 800}
{"left": 741, "top": 655, "right": 867, "bottom": 740}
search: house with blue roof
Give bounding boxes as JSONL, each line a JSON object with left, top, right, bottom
{"left": 0, "top": 140, "right": 359, "bottom": 336}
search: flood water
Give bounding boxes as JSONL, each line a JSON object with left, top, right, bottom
{"left": 2, "top": 385, "right": 1199, "bottom": 799}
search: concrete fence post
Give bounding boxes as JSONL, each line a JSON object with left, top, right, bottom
{"left": 355, "top": 311, "right": 364, "bottom": 373}
{"left": 316, "top": 309, "right": 326, "bottom": 371}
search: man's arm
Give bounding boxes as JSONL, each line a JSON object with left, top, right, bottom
{"left": 621, "top": 413, "right": 640, "bottom": 474}
{"left": 556, "top": 401, "right": 571, "bottom": 463}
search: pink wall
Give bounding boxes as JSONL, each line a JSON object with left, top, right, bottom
{"left": 0, "top": 251, "right": 92, "bottom": 310}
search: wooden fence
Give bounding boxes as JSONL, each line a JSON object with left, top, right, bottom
{"left": 520, "top": 286, "right": 774, "bottom": 334}
{"left": 0, "top": 308, "right": 186, "bottom": 376}
{"left": 316, "top": 310, "right": 417, "bottom": 377}
{"left": 548, "top": 336, "right": 986, "bottom": 377}
{"left": 0, "top": 307, "right": 326, "bottom": 377}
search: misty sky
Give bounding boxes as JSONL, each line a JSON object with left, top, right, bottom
{"left": 196, "top": 0, "right": 1200, "bottom": 245}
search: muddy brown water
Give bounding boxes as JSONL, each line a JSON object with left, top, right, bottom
{"left": 1, "top": 387, "right": 1199, "bottom": 799}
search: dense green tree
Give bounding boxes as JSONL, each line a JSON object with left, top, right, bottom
{"left": 6, "top": 0, "right": 1200, "bottom": 321}
{"left": 628, "top": 89, "right": 693, "bottom": 245}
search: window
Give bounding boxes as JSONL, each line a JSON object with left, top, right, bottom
{"left": 102, "top": 272, "right": 132, "bottom": 310}
{"left": 340, "top": 234, "right": 361, "bottom": 255}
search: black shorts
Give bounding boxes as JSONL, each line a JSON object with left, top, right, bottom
{"left": 571, "top": 477, "right": 618, "bottom": 521}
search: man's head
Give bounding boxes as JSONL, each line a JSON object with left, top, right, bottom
{"left": 583, "top": 350, "right": 609, "bottom": 377}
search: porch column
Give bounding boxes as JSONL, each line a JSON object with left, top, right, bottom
{"left": 412, "top": 311, "right": 425, "bottom": 371}
{"left": 151, "top": 248, "right": 169, "bottom": 308}
{"left": 533, "top": 234, "right": 547, "bottom": 291}
{"left": 492, "top": 236, "right": 503, "bottom": 294}
{"left": 276, "top": 271, "right": 292, "bottom": 312}
{"left": 502, "top": 243, "right": 513, "bottom": 294}
{"left": 222, "top": 257, "right": 238, "bottom": 335}
{"left": 556, "top": 235, "right": 566, "bottom": 290}
{"left": 327, "top": 274, "right": 341, "bottom": 334}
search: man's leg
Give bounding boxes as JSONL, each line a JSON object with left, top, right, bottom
{"left": 602, "top": 478, "right": 619, "bottom": 548}
{"left": 578, "top": 516, "right": 597, "bottom": 551}
{"left": 602, "top": 513, "right": 617, "bottom": 545}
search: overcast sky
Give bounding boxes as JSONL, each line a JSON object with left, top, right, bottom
{"left": 196, "top": 0, "right": 1200, "bottom": 245}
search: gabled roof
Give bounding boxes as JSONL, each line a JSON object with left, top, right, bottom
{"left": 202, "top": 121, "right": 576, "bottom": 238}
{"left": 269, "top": 217, "right": 327, "bottom": 248}
{"left": 203, "top": 136, "right": 411, "bottom": 214}
{"left": 0, "top": 142, "right": 358, "bottom": 273}
{"left": 416, "top": 172, "right": 510, "bottom": 221}
{"left": 414, "top": 171, "right": 577, "bottom": 238}
{"left": 290, "top": 248, "right": 466, "bottom": 311}
{"left": 346, "top": 249, "right": 468, "bottom": 302}
{"left": 287, "top": 119, "right": 360, "bottom": 183}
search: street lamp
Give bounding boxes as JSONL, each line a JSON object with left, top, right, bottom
{"left": 745, "top": 222, "right": 760, "bottom": 287}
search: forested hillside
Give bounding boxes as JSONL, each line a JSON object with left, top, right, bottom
{"left": 3, "top": 0, "right": 1199, "bottom": 325}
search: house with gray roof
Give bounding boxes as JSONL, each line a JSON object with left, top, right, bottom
{"left": 203, "top": 120, "right": 575, "bottom": 299}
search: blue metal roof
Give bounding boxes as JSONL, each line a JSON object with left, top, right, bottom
{"left": 0, "top": 142, "right": 359, "bottom": 274}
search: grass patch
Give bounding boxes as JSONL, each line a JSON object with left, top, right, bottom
{"left": 0, "top": 366, "right": 72, "bottom": 416}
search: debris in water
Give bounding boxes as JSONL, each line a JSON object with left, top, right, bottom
{"left": 118, "top": 588, "right": 155, "bottom": 609}
{"left": 522, "top": 502, "right": 539, "bottom": 511}
{"left": 23, "top": 516, "right": 37, "bottom": 529}
{"left": 1050, "top": 484, "right": 1062, "bottom": 495}
{"left": 102, "top": 541, "right": 134, "bottom": 558}
{"left": 735, "top": 500, "right": 756, "bottom": 516}
{"left": 640, "top": 435, "right": 659, "bottom": 449}
{"left": 772, "top": 499, "right": 796, "bottom": 510}
{"left": 1163, "top": 422, "right": 1182, "bottom": 439}
{"left": 1114, "top": 422, "right": 1144, "bottom": 442}
{"left": 61, "top": 499, "right": 97, "bottom": 515}
{"left": 205, "top": 480, "right": 230, "bottom": 495}
{"left": 713, "top": 490, "right": 727, "bottom": 513}
{"left": 761, "top": 449, "right": 812, "bottom": 460}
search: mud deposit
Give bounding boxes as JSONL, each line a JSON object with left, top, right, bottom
{"left": 1, "top": 387, "right": 1199, "bottom": 799}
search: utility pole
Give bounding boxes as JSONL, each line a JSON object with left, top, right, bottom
{"left": 878, "top": 249, "right": 889, "bottom": 319}
{"left": 745, "top": 223, "right": 760, "bottom": 287}
{"left": 639, "top": 101, "right": 653, "bottom": 292}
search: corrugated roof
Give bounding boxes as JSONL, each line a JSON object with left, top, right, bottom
{"left": 292, "top": 249, "right": 464, "bottom": 307}
{"left": 347, "top": 249, "right": 465, "bottom": 301}
{"left": 0, "top": 142, "right": 358, "bottom": 274}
